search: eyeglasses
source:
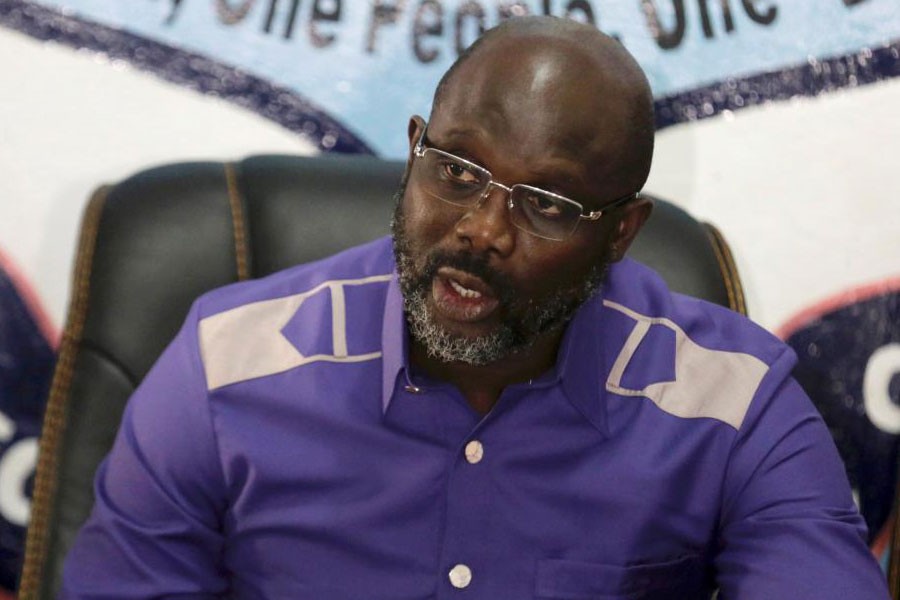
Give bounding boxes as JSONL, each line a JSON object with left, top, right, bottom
{"left": 412, "top": 123, "right": 636, "bottom": 241}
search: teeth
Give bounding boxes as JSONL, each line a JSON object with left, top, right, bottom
{"left": 449, "top": 278, "right": 482, "bottom": 299}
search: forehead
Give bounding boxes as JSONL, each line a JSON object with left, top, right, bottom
{"left": 429, "top": 35, "right": 634, "bottom": 196}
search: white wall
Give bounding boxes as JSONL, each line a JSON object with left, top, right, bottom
{"left": 647, "top": 78, "right": 900, "bottom": 328}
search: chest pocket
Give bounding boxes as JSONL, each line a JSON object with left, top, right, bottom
{"left": 535, "top": 555, "right": 708, "bottom": 600}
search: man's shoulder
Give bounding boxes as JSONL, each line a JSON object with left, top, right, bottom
{"left": 600, "top": 258, "right": 793, "bottom": 432}
{"left": 605, "top": 257, "right": 787, "bottom": 364}
{"left": 194, "top": 237, "right": 395, "bottom": 319}
{"left": 182, "top": 237, "right": 395, "bottom": 391}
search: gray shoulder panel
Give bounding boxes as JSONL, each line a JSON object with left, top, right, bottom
{"left": 198, "top": 275, "right": 392, "bottom": 390}
{"left": 604, "top": 300, "right": 768, "bottom": 430}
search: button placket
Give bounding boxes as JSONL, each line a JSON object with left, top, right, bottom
{"left": 437, "top": 402, "right": 504, "bottom": 597}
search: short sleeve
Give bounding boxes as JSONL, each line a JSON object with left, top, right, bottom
{"left": 60, "top": 301, "right": 229, "bottom": 598}
{"left": 715, "top": 348, "right": 890, "bottom": 599}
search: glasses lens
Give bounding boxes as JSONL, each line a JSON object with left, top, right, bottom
{"left": 510, "top": 185, "right": 582, "bottom": 241}
{"left": 417, "top": 149, "right": 490, "bottom": 207}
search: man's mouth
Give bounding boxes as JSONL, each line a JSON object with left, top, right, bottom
{"left": 431, "top": 267, "right": 501, "bottom": 323}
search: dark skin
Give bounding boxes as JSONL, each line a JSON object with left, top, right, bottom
{"left": 398, "top": 25, "right": 653, "bottom": 415}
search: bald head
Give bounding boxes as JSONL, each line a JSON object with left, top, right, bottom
{"left": 431, "top": 16, "right": 654, "bottom": 195}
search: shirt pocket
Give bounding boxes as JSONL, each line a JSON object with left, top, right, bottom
{"left": 534, "top": 554, "right": 706, "bottom": 600}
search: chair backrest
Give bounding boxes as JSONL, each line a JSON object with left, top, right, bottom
{"left": 19, "top": 154, "right": 745, "bottom": 599}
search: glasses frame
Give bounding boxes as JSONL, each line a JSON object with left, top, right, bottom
{"left": 412, "top": 122, "right": 637, "bottom": 241}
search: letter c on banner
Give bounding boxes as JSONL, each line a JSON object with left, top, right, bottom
{"left": 0, "top": 410, "right": 38, "bottom": 526}
{"left": 0, "top": 438, "right": 38, "bottom": 526}
{"left": 863, "top": 343, "right": 900, "bottom": 434}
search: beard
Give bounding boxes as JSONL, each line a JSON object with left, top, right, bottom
{"left": 390, "top": 181, "right": 611, "bottom": 366}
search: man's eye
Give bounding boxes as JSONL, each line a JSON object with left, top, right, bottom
{"left": 443, "top": 162, "right": 479, "bottom": 184}
{"left": 528, "top": 195, "right": 564, "bottom": 218}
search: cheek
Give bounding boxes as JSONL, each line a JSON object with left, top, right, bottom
{"left": 402, "top": 191, "right": 459, "bottom": 249}
{"left": 511, "top": 236, "right": 610, "bottom": 296}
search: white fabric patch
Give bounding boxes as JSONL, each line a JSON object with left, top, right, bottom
{"left": 604, "top": 300, "right": 768, "bottom": 431}
{"left": 199, "top": 275, "right": 392, "bottom": 390}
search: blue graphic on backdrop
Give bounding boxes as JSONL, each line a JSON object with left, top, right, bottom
{"left": 784, "top": 286, "right": 900, "bottom": 543}
{"left": 0, "top": 267, "right": 54, "bottom": 592}
{"left": 1, "top": 0, "right": 898, "bottom": 157}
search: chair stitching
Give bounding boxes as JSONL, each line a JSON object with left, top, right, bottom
{"left": 703, "top": 223, "right": 747, "bottom": 316}
{"left": 19, "top": 185, "right": 109, "bottom": 599}
{"left": 706, "top": 224, "right": 736, "bottom": 310}
{"left": 224, "top": 162, "right": 250, "bottom": 281}
{"left": 710, "top": 223, "right": 747, "bottom": 316}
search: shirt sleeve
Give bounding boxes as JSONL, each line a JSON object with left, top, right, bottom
{"left": 60, "top": 301, "right": 230, "bottom": 599}
{"left": 715, "top": 348, "right": 890, "bottom": 599}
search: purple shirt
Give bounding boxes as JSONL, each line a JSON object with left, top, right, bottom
{"left": 62, "top": 237, "right": 888, "bottom": 599}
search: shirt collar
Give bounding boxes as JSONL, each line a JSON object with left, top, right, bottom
{"left": 381, "top": 273, "right": 408, "bottom": 414}
{"left": 380, "top": 270, "right": 611, "bottom": 438}
{"left": 555, "top": 291, "right": 611, "bottom": 437}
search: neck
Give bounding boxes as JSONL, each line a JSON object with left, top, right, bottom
{"left": 410, "top": 327, "right": 565, "bottom": 415}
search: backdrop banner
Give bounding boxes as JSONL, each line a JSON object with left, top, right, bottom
{"left": 780, "top": 280, "right": 900, "bottom": 553}
{"left": 2, "top": 0, "right": 898, "bottom": 156}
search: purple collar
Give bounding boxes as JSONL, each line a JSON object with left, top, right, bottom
{"left": 379, "top": 270, "right": 611, "bottom": 438}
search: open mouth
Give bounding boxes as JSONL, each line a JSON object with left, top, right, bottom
{"left": 431, "top": 267, "right": 501, "bottom": 323}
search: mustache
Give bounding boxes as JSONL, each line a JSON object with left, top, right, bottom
{"left": 418, "top": 250, "right": 516, "bottom": 305}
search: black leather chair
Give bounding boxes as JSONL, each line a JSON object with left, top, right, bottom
{"left": 19, "top": 154, "right": 747, "bottom": 599}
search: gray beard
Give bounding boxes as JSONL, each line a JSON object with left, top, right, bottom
{"left": 391, "top": 187, "right": 609, "bottom": 366}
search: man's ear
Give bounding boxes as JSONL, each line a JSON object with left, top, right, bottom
{"left": 608, "top": 195, "right": 653, "bottom": 262}
{"left": 406, "top": 116, "right": 426, "bottom": 167}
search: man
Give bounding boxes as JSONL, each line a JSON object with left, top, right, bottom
{"left": 62, "top": 16, "right": 888, "bottom": 599}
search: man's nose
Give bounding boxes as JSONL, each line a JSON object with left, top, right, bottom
{"left": 453, "top": 184, "right": 516, "bottom": 257}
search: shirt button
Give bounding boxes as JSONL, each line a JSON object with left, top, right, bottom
{"left": 448, "top": 563, "right": 472, "bottom": 589}
{"left": 464, "top": 440, "right": 484, "bottom": 464}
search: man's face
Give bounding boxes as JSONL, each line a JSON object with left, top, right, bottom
{"left": 391, "top": 36, "right": 642, "bottom": 366}
{"left": 392, "top": 175, "right": 611, "bottom": 366}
